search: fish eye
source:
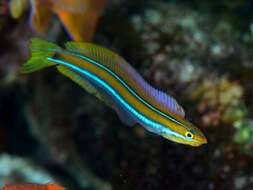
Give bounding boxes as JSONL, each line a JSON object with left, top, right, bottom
{"left": 185, "top": 131, "right": 194, "bottom": 139}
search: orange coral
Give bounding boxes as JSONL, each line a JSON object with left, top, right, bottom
{"left": 3, "top": 183, "right": 66, "bottom": 190}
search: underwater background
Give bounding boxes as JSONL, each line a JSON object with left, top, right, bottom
{"left": 1, "top": 0, "right": 253, "bottom": 189}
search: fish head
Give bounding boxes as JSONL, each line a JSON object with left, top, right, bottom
{"left": 161, "top": 118, "right": 207, "bottom": 147}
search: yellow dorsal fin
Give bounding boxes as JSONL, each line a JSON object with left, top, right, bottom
{"left": 65, "top": 41, "right": 124, "bottom": 69}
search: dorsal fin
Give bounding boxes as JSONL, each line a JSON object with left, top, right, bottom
{"left": 65, "top": 41, "right": 123, "bottom": 69}
{"left": 64, "top": 41, "right": 185, "bottom": 118}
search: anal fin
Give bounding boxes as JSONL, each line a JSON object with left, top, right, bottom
{"left": 57, "top": 65, "right": 137, "bottom": 127}
{"left": 114, "top": 104, "right": 136, "bottom": 127}
{"left": 56, "top": 65, "right": 109, "bottom": 106}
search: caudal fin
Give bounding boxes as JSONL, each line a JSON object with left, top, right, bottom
{"left": 20, "top": 38, "right": 61, "bottom": 73}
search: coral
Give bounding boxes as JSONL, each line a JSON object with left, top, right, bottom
{"left": 190, "top": 78, "right": 246, "bottom": 127}
{"left": 0, "top": 154, "right": 55, "bottom": 187}
{"left": 233, "top": 119, "right": 253, "bottom": 154}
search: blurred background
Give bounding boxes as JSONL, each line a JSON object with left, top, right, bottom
{"left": 0, "top": 0, "right": 253, "bottom": 189}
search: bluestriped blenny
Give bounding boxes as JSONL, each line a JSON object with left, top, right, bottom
{"left": 21, "top": 38, "right": 207, "bottom": 146}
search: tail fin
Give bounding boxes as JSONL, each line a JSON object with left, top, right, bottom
{"left": 20, "top": 38, "right": 62, "bottom": 73}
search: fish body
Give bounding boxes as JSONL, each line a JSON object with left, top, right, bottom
{"left": 3, "top": 183, "right": 66, "bottom": 190}
{"left": 21, "top": 38, "right": 207, "bottom": 147}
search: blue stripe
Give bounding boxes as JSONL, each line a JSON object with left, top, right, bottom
{"left": 47, "top": 57, "right": 188, "bottom": 140}
{"left": 60, "top": 50, "right": 188, "bottom": 129}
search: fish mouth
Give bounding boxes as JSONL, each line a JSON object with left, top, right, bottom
{"left": 202, "top": 137, "right": 208, "bottom": 144}
{"left": 190, "top": 137, "right": 208, "bottom": 147}
{"left": 162, "top": 134, "right": 207, "bottom": 147}
{"left": 190, "top": 141, "right": 207, "bottom": 147}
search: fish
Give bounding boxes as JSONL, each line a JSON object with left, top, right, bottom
{"left": 21, "top": 38, "right": 207, "bottom": 147}
{"left": 51, "top": 0, "right": 107, "bottom": 41}
{"left": 3, "top": 183, "right": 66, "bottom": 190}
{"left": 9, "top": 0, "right": 107, "bottom": 41}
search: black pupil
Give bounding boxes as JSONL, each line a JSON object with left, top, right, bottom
{"left": 187, "top": 133, "right": 192, "bottom": 138}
